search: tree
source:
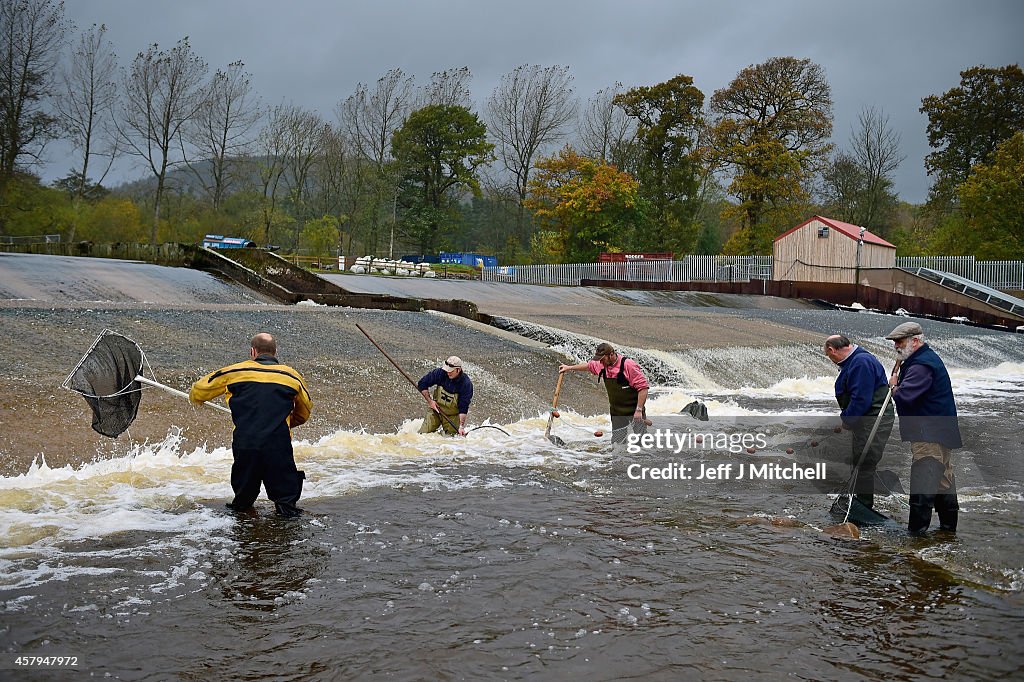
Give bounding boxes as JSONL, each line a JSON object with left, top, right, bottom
{"left": 579, "top": 82, "right": 637, "bottom": 173}
{"left": 614, "top": 74, "right": 705, "bottom": 253}
{"left": 0, "top": 0, "right": 67, "bottom": 230}
{"left": 337, "top": 68, "right": 414, "bottom": 254}
{"left": 186, "top": 60, "right": 261, "bottom": 210}
{"left": 485, "top": 64, "right": 577, "bottom": 241}
{"left": 921, "top": 64, "right": 1024, "bottom": 207}
{"left": 391, "top": 104, "right": 494, "bottom": 253}
{"left": 525, "top": 145, "right": 647, "bottom": 262}
{"left": 55, "top": 23, "right": 119, "bottom": 240}
{"left": 118, "top": 37, "right": 208, "bottom": 244}
{"left": 708, "top": 56, "right": 833, "bottom": 253}
{"left": 299, "top": 214, "right": 340, "bottom": 258}
{"left": 821, "top": 107, "right": 903, "bottom": 232}
{"left": 250, "top": 102, "right": 290, "bottom": 245}
{"left": 280, "top": 106, "right": 329, "bottom": 251}
{"left": 957, "top": 131, "right": 1024, "bottom": 259}
{"left": 419, "top": 67, "right": 473, "bottom": 109}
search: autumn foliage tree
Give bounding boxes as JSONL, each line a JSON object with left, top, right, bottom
{"left": 525, "top": 146, "right": 647, "bottom": 263}
{"left": 708, "top": 57, "right": 833, "bottom": 254}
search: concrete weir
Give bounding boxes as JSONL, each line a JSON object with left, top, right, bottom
{"left": 0, "top": 241, "right": 481, "bottom": 321}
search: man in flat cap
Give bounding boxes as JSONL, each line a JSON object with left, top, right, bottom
{"left": 559, "top": 342, "right": 649, "bottom": 443}
{"left": 885, "top": 322, "right": 962, "bottom": 533}
{"left": 417, "top": 356, "right": 473, "bottom": 436}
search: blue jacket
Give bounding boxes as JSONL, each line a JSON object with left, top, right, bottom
{"left": 892, "top": 344, "right": 962, "bottom": 448}
{"left": 417, "top": 368, "right": 473, "bottom": 414}
{"left": 835, "top": 346, "right": 890, "bottom": 425}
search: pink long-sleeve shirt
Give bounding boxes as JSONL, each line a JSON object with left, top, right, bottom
{"left": 586, "top": 357, "right": 650, "bottom": 391}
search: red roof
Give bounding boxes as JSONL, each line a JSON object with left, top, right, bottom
{"left": 774, "top": 216, "right": 896, "bottom": 249}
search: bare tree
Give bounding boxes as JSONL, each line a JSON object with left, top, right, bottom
{"left": 336, "top": 68, "right": 414, "bottom": 253}
{"left": 579, "top": 82, "right": 637, "bottom": 172}
{"left": 118, "top": 37, "right": 207, "bottom": 244}
{"left": 185, "top": 60, "right": 261, "bottom": 210}
{"left": 418, "top": 66, "right": 473, "bottom": 109}
{"left": 850, "top": 106, "right": 904, "bottom": 229}
{"left": 56, "top": 23, "right": 119, "bottom": 190}
{"left": 485, "top": 64, "right": 577, "bottom": 238}
{"left": 54, "top": 23, "right": 119, "bottom": 240}
{"left": 252, "top": 103, "right": 290, "bottom": 245}
{"left": 279, "top": 106, "right": 329, "bottom": 250}
{"left": 0, "top": 0, "right": 67, "bottom": 225}
{"left": 338, "top": 68, "right": 414, "bottom": 167}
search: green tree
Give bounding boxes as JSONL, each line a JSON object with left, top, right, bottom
{"left": 921, "top": 64, "right": 1024, "bottom": 207}
{"left": 300, "top": 215, "right": 341, "bottom": 257}
{"left": 525, "top": 146, "right": 648, "bottom": 262}
{"left": 709, "top": 57, "right": 833, "bottom": 254}
{"left": 391, "top": 104, "right": 494, "bottom": 253}
{"left": 957, "top": 131, "right": 1024, "bottom": 259}
{"left": 613, "top": 74, "right": 705, "bottom": 253}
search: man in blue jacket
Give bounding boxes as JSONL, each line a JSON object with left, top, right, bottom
{"left": 825, "top": 334, "right": 895, "bottom": 509}
{"left": 417, "top": 356, "right": 473, "bottom": 436}
{"left": 886, "top": 322, "right": 962, "bottom": 533}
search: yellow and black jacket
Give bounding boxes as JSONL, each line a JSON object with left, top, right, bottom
{"left": 189, "top": 355, "right": 312, "bottom": 449}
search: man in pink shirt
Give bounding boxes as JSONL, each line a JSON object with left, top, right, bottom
{"left": 560, "top": 342, "right": 650, "bottom": 442}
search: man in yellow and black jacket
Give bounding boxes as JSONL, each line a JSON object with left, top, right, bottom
{"left": 189, "top": 332, "right": 312, "bottom": 517}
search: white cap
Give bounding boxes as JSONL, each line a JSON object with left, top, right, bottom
{"left": 442, "top": 356, "right": 462, "bottom": 371}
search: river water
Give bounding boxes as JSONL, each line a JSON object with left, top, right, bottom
{"left": 1, "top": 265, "right": 1023, "bottom": 679}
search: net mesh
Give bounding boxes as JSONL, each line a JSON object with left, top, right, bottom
{"left": 62, "top": 330, "right": 145, "bottom": 438}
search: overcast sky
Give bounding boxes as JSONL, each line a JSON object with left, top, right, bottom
{"left": 53, "top": 0, "right": 1023, "bottom": 204}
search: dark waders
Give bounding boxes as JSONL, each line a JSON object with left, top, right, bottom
{"left": 602, "top": 358, "right": 646, "bottom": 444}
{"left": 839, "top": 384, "right": 895, "bottom": 509}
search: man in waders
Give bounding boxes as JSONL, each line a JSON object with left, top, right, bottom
{"left": 886, "top": 322, "right": 962, "bottom": 533}
{"left": 825, "top": 334, "right": 895, "bottom": 510}
{"left": 417, "top": 356, "right": 473, "bottom": 436}
{"left": 559, "top": 342, "right": 649, "bottom": 443}
{"left": 189, "top": 333, "right": 312, "bottom": 517}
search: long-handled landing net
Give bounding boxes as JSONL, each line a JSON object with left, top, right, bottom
{"left": 62, "top": 329, "right": 228, "bottom": 438}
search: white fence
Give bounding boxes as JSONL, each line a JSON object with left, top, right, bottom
{"left": 483, "top": 254, "right": 1024, "bottom": 290}
{"left": 896, "top": 256, "right": 1023, "bottom": 290}
{"left": 0, "top": 234, "right": 61, "bottom": 244}
{"left": 482, "top": 255, "right": 773, "bottom": 286}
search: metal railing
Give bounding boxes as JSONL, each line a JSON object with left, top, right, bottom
{"left": 482, "top": 255, "right": 774, "bottom": 286}
{"left": 896, "top": 256, "right": 1023, "bottom": 290}
{"left": 483, "top": 254, "right": 1021, "bottom": 290}
{"left": 0, "top": 234, "right": 61, "bottom": 244}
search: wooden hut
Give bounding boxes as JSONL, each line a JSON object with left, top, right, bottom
{"left": 772, "top": 216, "right": 896, "bottom": 284}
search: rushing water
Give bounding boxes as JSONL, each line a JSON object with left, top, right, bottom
{"left": 2, "top": 305, "right": 1023, "bottom": 679}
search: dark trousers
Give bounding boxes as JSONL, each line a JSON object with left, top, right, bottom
{"left": 908, "top": 456, "right": 958, "bottom": 533}
{"left": 230, "top": 443, "right": 305, "bottom": 517}
{"left": 851, "top": 415, "right": 893, "bottom": 509}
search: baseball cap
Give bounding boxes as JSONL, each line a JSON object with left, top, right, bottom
{"left": 442, "top": 356, "right": 463, "bottom": 371}
{"left": 592, "top": 342, "right": 615, "bottom": 360}
{"left": 885, "top": 321, "right": 924, "bottom": 340}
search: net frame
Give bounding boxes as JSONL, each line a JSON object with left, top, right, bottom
{"left": 62, "top": 329, "right": 157, "bottom": 437}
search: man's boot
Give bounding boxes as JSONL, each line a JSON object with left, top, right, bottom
{"left": 934, "top": 478, "right": 959, "bottom": 532}
{"left": 908, "top": 457, "right": 945, "bottom": 534}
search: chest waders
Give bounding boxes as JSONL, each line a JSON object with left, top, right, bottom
{"left": 601, "top": 357, "right": 644, "bottom": 443}
{"left": 837, "top": 384, "right": 894, "bottom": 509}
{"left": 419, "top": 385, "right": 461, "bottom": 435}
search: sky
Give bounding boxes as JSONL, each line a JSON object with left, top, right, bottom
{"left": 50, "top": 0, "right": 1024, "bottom": 204}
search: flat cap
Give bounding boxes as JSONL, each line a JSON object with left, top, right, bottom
{"left": 885, "top": 321, "right": 924, "bottom": 340}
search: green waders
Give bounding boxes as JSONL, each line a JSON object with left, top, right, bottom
{"left": 419, "top": 385, "right": 461, "bottom": 435}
